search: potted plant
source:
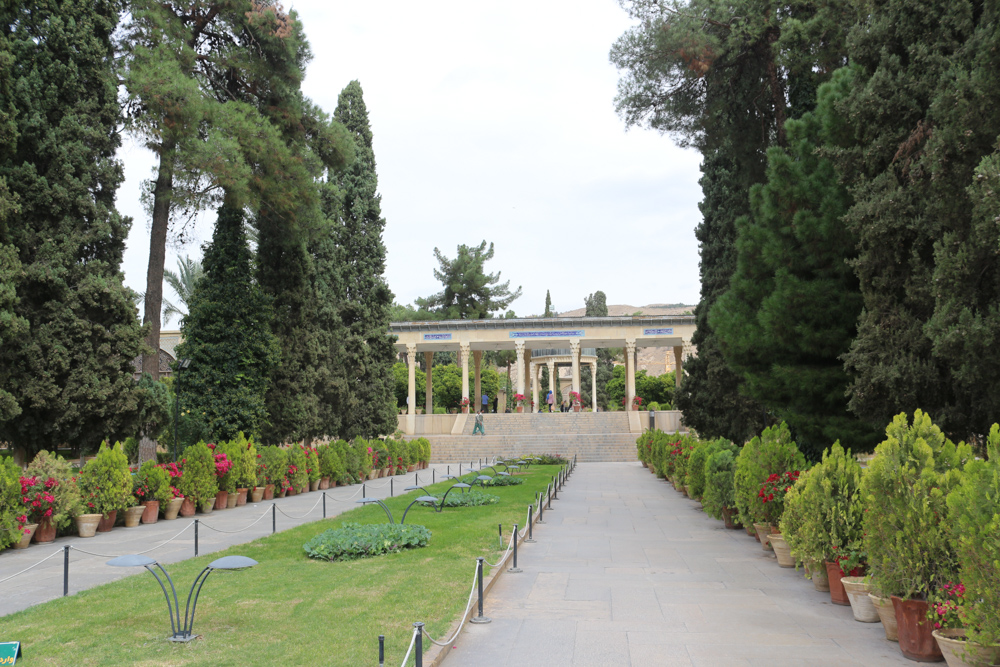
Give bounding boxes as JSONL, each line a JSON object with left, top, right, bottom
{"left": 79, "top": 441, "right": 133, "bottom": 532}
{"left": 156, "top": 462, "right": 185, "bottom": 519}
{"left": 459, "top": 396, "right": 471, "bottom": 414}
{"left": 1, "top": 457, "right": 29, "bottom": 550}
{"left": 702, "top": 448, "right": 741, "bottom": 528}
{"left": 936, "top": 423, "right": 1000, "bottom": 665}
{"left": 319, "top": 444, "right": 343, "bottom": 489}
{"left": 288, "top": 445, "right": 309, "bottom": 493}
{"left": 514, "top": 393, "right": 525, "bottom": 413}
{"left": 259, "top": 445, "right": 286, "bottom": 500}
{"left": 733, "top": 423, "right": 805, "bottom": 545}
{"left": 23, "top": 451, "right": 81, "bottom": 540}
{"left": 177, "top": 442, "right": 219, "bottom": 514}
{"left": 570, "top": 391, "right": 582, "bottom": 412}
{"left": 631, "top": 395, "right": 642, "bottom": 411}
{"left": 305, "top": 446, "right": 321, "bottom": 491}
{"left": 231, "top": 432, "right": 256, "bottom": 505}
{"left": 861, "top": 410, "right": 971, "bottom": 662}
{"left": 133, "top": 460, "right": 172, "bottom": 524}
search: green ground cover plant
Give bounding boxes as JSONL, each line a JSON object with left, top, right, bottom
{"left": 423, "top": 489, "right": 499, "bottom": 508}
{"left": 304, "top": 522, "right": 432, "bottom": 561}
{"left": 0, "top": 464, "right": 563, "bottom": 665}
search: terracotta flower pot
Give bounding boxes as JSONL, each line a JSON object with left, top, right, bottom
{"left": 841, "top": 577, "right": 880, "bottom": 622}
{"left": 309, "top": 480, "right": 320, "bottom": 492}
{"left": 516, "top": 406, "right": 523, "bottom": 413}
{"left": 264, "top": 484, "right": 274, "bottom": 500}
{"left": 277, "top": 487, "right": 287, "bottom": 498}
{"left": 286, "top": 487, "right": 296, "bottom": 497}
{"left": 933, "top": 629, "right": 1000, "bottom": 667}
{"left": 251, "top": 487, "right": 265, "bottom": 503}
{"left": 753, "top": 523, "right": 774, "bottom": 551}
{"left": 226, "top": 491, "right": 238, "bottom": 509}
{"left": 892, "top": 596, "right": 943, "bottom": 662}
{"left": 870, "top": 594, "right": 899, "bottom": 642}
{"left": 330, "top": 480, "right": 338, "bottom": 487}
{"left": 721, "top": 507, "right": 741, "bottom": 529}
{"left": 75, "top": 514, "right": 102, "bottom": 538}
{"left": 14, "top": 524, "right": 37, "bottom": 549}
{"left": 199, "top": 500, "right": 214, "bottom": 514}
{"left": 236, "top": 488, "right": 248, "bottom": 506}
{"left": 462, "top": 406, "right": 469, "bottom": 414}
{"left": 807, "top": 560, "right": 830, "bottom": 592}
{"left": 97, "top": 510, "right": 117, "bottom": 532}
{"left": 641, "top": 460, "right": 648, "bottom": 468}
{"left": 824, "top": 561, "right": 858, "bottom": 606}
{"left": 319, "top": 478, "right": 330, "bottom": 490}
{"left": 769, "top": 534, "right": 795, "bottom": 568}
{"left": 214, "top": 490, "right": 228, "bottom": 510}
{"left": 164, "top": 498, "right": 184, "bottom": 520}
{"left": 141, "top": 500, "right": 160, "bottom": 524}
{"left": 32, "top": 516, "right": 57, "bottom": 543}
{"left": 748, "top": 524, "right": 759, "bottom": 539}
{"left": 124, "top": 506, "right": 144, "bottom": 527}
{"left": 179, "top": 498, "right": 196, "bottom": 517}
{"left": 407, "top": 465, "right": 415, "bottom": 473}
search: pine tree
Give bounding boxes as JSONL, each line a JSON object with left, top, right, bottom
{"left": 175, "top": 202, "right": 279, "bottom": 441}
{"left": 543, "top": 290, "right": 554, "bottom": 317}
{"left": 333, "top": 81, "right": 397, "bottom": 439}
{"left": 0, "top": 0, "right": 145, "bottom": 456}
{"left": 709, "top": 69, "right": 878, "bottom": 457}
{"left": 416, "top": 241, "right": 523, "bottom": 319}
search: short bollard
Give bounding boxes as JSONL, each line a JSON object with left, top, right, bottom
{"left": 194, "top": 519, "right": 199, "bottom": 556}
{"left": 553, "top": 476, "right": 559, "bottom": 500}
{"left": 498, "top": 523, "right": 503, "bottom": 549}
{"left": 432, "top": 469, "right": 436, "bottom": 484}
{"left": 525, "top": 505, "right": 536, "bottom": 542}
{"left": 547, "top": 484, "right": 552, "bottom": 510}
{"left": 508, "top": 525, "right": 522, "bottom": 573}
{"left": 537, "top": 495, "right": 545, "bottom": 524}
{"left": 363, "top": 482, "right": 367, "bottom": 497}
{"left": 390, "top": 478, "right": 394, "bottom": 497}
{"left": 378, "top": 634, "right": 385, "bottom": 667}
{"left": 470, "top": 557, "right": 491, "bottom": 624}
{"left": 322, "top": 492, "right": 327, "bottom": 518}
{"left": 272, "top": 503, "right": 276, "bottom": 534}
{"left": 63, "top": 545, "right": 69, "bottom": 596}
{"left": 415, "top": 472, "right": 419, "bottom": 486}
{"left": 414, "top": 622, "right": 424, "bottom": 667}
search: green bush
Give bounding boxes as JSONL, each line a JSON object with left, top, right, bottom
{"left": 287, "top": 446, "right": 309, "bottom": 491}
{"left": 80, "top": 442, "right": 133, "bottom": 517}
{"left": 24, "top": 450, "right": 81, "bottom": 530}
{"left": 780, "top": 441, "right": 862, "bottom": 570}
{"left": 337, "top": 440, "right": 360, "bottom": 483}
{"left": 134, "top": 460, "right": 173, "bottom": 505}
{"left": 433, "top": 407, "right": 446, "bottom": 415}
{"left": 702, "top": 447, "right": 739, "bottom": 521}
{"left": 177, "top": 442, "right": 219, "bottom": 506}
{"left": 216, "top": 440, "right": 242, "bottom": 493}
{"left": 353, "top": 437, "right": 372, "bottom": 478}
{"left": 947, "top": 424, "right": 1000, "bottom": 645}
{"left": 318, "top": 444, "right": 344, "bottom": 482}
{"left": 304, "top": 522, "right": 431, "bottom": 561}
{"left": 305, "top": 446, "right": 321, "bottom": 483}
{"left": 122, "top": 436, "right": 140, "bottom": 464}
{"left": 1, "top": 456, "right": 22, "bottom": 550}
{"left": 686, "top": 438, "right": 729, "bottom": 500}
{"left": 861, "top": 410, "right": 970, "bottom": 600}
{"left": 733, "top": 423, "right": 805, "bottom": 528}
{"left": 422, "top": 490, "right": 499, "bottom": 507}
{"left": 647, "top": 401, "right": 660, "bottom": 411}
{"left": 231, "top": 432, "right": 257, "bottom": 489}
{"left": 482, "top": 475, "right": 524, "bottom": 487}
{"left": 258, "top": 445, "right": 287, "bottom": 487}
{"left": 386, "top": 439, "right": 402, "bottom": 472}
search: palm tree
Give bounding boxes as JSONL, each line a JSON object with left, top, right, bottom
{"left": 162, "top": 256, "right": 203, "bottom": 325}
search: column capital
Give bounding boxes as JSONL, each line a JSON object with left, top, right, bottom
{"left": 406, "top": 343, "right": 417, "bottom": 356}
{"left": 459, "top": 341, "right": 471, "bottom": 354}
{"left": 514, "top": 340, "right": 525, "bottom": 353}
{"left": 625, "top": 339, "right": 636, "bottom": 354}
{"left": 569, "top": 339, "right": 581, "bottom": 354}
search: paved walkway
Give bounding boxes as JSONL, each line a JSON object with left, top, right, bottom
{"left": 443, "top": 462, "right": 911, "bottom": 667}
{"left": 0, "top": 463, "right": 472, "bottom": 617}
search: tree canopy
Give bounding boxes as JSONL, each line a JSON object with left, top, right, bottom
{"left": 415, "top": 241, "right": 523, "bottom": 320}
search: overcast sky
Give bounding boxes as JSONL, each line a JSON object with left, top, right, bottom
{"left": 117, "top": 0, "right": 703, "bottom": 324}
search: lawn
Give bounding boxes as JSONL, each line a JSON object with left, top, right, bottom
{"left": 0, "top": 465, "right": 562, "bottom": 666}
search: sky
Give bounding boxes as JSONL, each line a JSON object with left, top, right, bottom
{"left": 117, "top": 0, "right": 704, "bottom": 324}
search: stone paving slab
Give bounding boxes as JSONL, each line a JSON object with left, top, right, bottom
{"left": 441, "top": 462, "right": 912, "bottom": 667}
{"left": 0, "top": 464, "right": 462, "bottom": 617}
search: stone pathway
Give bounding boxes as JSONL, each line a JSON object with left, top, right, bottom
{"left": 442, "top": 462, "right": 911, "bottom": 667}
{"left": 0, "top": 463, "right": 471, "bottom": 618}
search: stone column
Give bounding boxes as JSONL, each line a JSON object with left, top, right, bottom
{"left": 406, "top": 344, "right": 417, "bottom": 434}
{"left": 473, "top": 349, "right": 483, "bottom": 411}
{"left": 546, "top": 360, "right": 555, "bottom": 406}
{"left": 673, "top": 345, "right": 684, "bottom": 389}
{"left": 625, "top": 339, "right": 636, "bottom": 409}
{"left": 531, "top": 363, "right": 540, "bottom": 410}
{"left": 570, "top": 339, "right": 581, "bottom": 397}
{"left": 515, "top": 340, "right": 526, "bottom": 403}
{"left": 591, "top": 361, "right": 598, "bottom": 411}
{"left": 460, "top": 342, "right": 470, "bottom": 410}
{"left": 424, "top": 351, "right": 433, "bottom": 414}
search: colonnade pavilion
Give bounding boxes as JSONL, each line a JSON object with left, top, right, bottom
{"left": 391, "top": 315, "right": 695, "bottom": 435}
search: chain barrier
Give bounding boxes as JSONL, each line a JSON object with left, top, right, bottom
{"left": 399, "top": 625, "right": 420, "bottom": 667}
{"left": 199, "top": 508, "right": 273, "bottom": 534}
{"left": 65, "top": 520, "right": 196, "bottom": 559}
{"left": 483, "top": 528, "right": 516, "bottom": 569}
{"left": 274, "top": 493, "right": 326, "bottom": 520}
{"left": 324, "top": 484, "right": 365, "bottom": 502}
{"left": 0, "top": 548, "right": 63, "bottom": 585}
{"left": 419, "top": 563, "right": 479, "bottom": 647}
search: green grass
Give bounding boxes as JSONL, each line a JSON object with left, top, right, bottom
{"left": 0, "top": 465, "right": 562, "bottom": 666}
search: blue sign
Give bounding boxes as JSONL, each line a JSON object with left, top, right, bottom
{"left": 509, "top": 330, "right": 584, "bottom": 339}
{"left": 422, "top": 333, "right": 452, "bottom": 341}
{"left": 643, "top": 328, "right": 674, "bottom": 336}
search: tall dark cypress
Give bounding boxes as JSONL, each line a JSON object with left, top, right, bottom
{"left": 333, "top": 81, "right": 397, "bottom": 438}
{"left": 0, "top": 0, "right": 145, "bottom": 456}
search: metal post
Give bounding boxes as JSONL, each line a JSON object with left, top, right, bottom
{"left": 63, "top": 545, "right": 69, "bottom": 596}
{"left": 538, "top": 494, "right": 545, "bottom": 524}
{"left": 526, "top": 505, "right": 535, "bottom": 542}
{"left": 194, "top": 519, "right": 199, "bottom": 556}
{"left": 553, "top": 476, "right": 559, "bottom": 500}
{"left": 459, "top": 463, "right": 462, "bottom": 476}
{"left": 508, "top": 525, "right": 522, "bottom": 573}
{"left": 498, "top": 523, "right": 503, "bottom": 548}
{"left": 390, "top": 478, "right": 394, "bottom": 497}
{"left": 470, "top": 557, "right": 491, "bottom": 623}
{"left": 363, "top": 482, "right": 366, "bottom": 497}
{"left": 378, "top": 634, "right": 384, "bottom": 667}
{"left": 547, "top": 483, "right": 552, "bottom": 509}
{"left": 272, "top": 503, "right": 276, "bottom": 534}
{"left": 447, "top": 465, "right": 450, "bottom": 476}
{"left": 414, "top": 622, "right": 424, "bottom": 667}
{"left": 415, "top": 472, "right": 419, "bottom": 486}
{"left": 323, "top": 492, "right": 326, "bottom": 519}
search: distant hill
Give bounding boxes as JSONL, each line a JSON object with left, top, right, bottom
{"left": 557, "top": 303, "right": 695, "bottom": 318}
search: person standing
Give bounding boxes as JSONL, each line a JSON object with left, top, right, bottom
{"left": 546, "top": 390, "right": 554, "bottom": 412}
{"left": 481, "top": 391, "right": 490, "bottom": 414}
{"left": 472, "top": 409, "right": 486, "bottom": 435}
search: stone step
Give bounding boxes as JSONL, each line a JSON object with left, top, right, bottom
{"left": 460, "top": 412, "right": 632, "bottom": 436}
{"left": 412, "top": 433, "right": 641, "bottom": 463}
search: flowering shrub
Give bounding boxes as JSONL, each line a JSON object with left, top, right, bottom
{"left": 287, "top": 446, "right": 309, "bottom": 490}
{"left": 80, "top": 441, "right": 134, "bottom": 517}
{"left": 514, "top": 393, "right": 525, "bottom": 403}
{"left": 134, "top": 460, "right": 173, "bottom": 505}
{"left": 756, "top": 470, "right": 801, "bottom": 526}
{"left": 733, "top": 422, "right": 805, "bottom": 528}
{"left": 929, "top": 582, "right": 966, "bottom": 630}
{"left": 458, "top": 397, "right": 470, "bottom": 407}
{"left": 24, "top": 450, "right": 81, "bottom": 530}
{"left": 570, "top": 391, "right": 581, "bottom": 405}
{"left": 214, "top": 453, "right": 233, "bottom": 478}
{"left": 631, "top": 395, "right": 643, "bottom": 407}
{"left": 21, "top": 476, "right": 57, "bottom": 524}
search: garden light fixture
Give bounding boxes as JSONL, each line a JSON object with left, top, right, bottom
{"left": 357, "top": 497, "right": 395, "bottom": 523}
{"left": 106, "top": 553, "right": 257, "bottom": 642}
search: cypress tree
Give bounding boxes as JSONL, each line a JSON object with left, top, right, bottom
{"left": 333, "top": 81, "right": 397, "bottom": 439}
{"left": 582, "top": 291, "right": 614, "bottom": 409}
{"left": 0, "top": 0, "right": 145, "bottom": 456}
{"left": 175, "top": 202, "right": 279, "bottom": 441}
{"left": 543, "top": 290, "right": 553, "bottom": 317}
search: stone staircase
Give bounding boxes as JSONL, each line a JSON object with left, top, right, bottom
{"left": 412, "top": 412, "right": 642, "bottom": 463}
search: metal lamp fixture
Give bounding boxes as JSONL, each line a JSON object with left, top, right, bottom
{"left": 356, "top": 497, "right": 395, "bottom": 523}
{"left": 106, "top": 554, "right": 257, "bottom": 642}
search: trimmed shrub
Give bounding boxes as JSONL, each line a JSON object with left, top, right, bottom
{"left": 702, "top": 446, "right": 739, "bottom": 521}
{"left": 80, "top": 442, "right": 133, "bottom": 516}
{"left": 24, "top": 450, "right": 81, "bottom": 531}
{"left": 304, "top": 446, "right": 321, "bottom": 483}
{"left": 177, "top": 442, "right": 219, "bottom": 506}
{"left": 134, "top": 460, "right": 173, "bottom": 505}
{"left": 733, "top": 423, "right": 805, "bottom": 527}
{"left": 304, "top": 523, "right": 431, "bottom": 561}
{"left": 258, "top": 445, "right": 287, "bottom": 488}
{"left": 1, "top": 456, "right": 23, "bottom": 549}
{"left": 287, "top": 445, "right": 309, "bottom": 490}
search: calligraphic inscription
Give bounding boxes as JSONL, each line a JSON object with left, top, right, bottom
{"left": 509, "top": 330, "right": 584, "bottom": 339}
{"left": 422, "top": 333, "right": 452, "bottom": 341}
{"left": 643, "top": 328, "right": 674, "bottom": 336}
